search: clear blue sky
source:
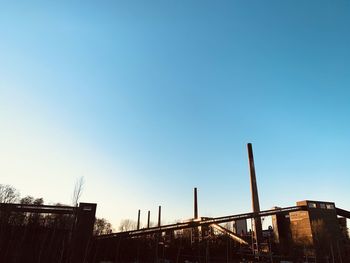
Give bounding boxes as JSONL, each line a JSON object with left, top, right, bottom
{"left": 1, "top": 1, "right": 350, "bottom": 228}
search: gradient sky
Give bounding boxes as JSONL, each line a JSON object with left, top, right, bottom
{"left": 1, "top": 1, "right": 350, "bottom": 229}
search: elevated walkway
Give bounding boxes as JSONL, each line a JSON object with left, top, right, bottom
{"left": 97, "top": 205, "right": 306, "bottom": 240}
{"left": 336, "top": 207, "right": 350, "bottom": 219}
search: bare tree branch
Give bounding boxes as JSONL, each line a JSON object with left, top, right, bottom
{"left": 0, "top": 184, "right": 20, "bottom": 203}
{"left": 72, "top": 177, "right": 84, "bottom": 207}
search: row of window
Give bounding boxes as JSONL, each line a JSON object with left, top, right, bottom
{"left": 308, "top": 202, "right": 335, "bottom": 209}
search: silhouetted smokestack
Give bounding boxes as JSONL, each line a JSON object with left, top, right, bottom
{"left": 194, "top": 187, "right": 198, "bottom": 219}
{"left": 158, "top": 206, "right": 161, "bottom": 227}
{"left": 137, "top": 209, "right": 141, "bottom": 230}
{"left": 192, "top": 187, "right": 200, "bottom": 243}
{"left": 247, "top": 143, "right": 263, "bottom": 249}
{"left": 147, "top": 210, "right": 150, "bottom": 228}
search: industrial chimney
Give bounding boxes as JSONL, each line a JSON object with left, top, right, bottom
{"left": 194, "top": 187, "right": 198, "bottom": 219}
{"left": 247, "top": 143, "right": 263, "bottom": 251}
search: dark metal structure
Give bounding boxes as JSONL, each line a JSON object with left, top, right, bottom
{"left": 0, "top": 203, "right": 76, "bottom": 214}
{"left": 97, "top": 205, "right": 306, "bottom": 240}
{"left": 137, "top": 209, "right": 140, "bottom": 230}
{"left": 158, "top": 205, "right": 161, "bottom": 227}
{"left": 147, "top": 210, "right": 150, "bottom": 228}
{"left": 336, "top": 207, "right": 350, "bottom": 219}
{"left": 0, "top": 202, "right": 96, "bottom": 263}
{"left": 71, "top": 203, "right": 97, "bottom": 263}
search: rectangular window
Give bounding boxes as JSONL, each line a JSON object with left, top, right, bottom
{"left": 308, "top": 202, "right": 317, "bottom": 208}
{"left": 320, "top": 203, "right": 326, "bottom": 209}
{"left": 326, "top": 204, "right": 335, "bottom": 209}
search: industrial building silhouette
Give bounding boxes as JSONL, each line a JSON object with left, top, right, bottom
{"left": 94, "top": 143, "right": 350, "bottom": 262}
{"left": 0, "top": 143, "right": 349, "bottom": 262}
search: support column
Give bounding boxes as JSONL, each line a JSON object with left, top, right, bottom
{"left": 158, "top": 206, "right": 161, "bottom": 227}
{"left": 71, "top": 203, "right": 97, "bottom": 263}
{"left": 137, "top": 209, "right": 141, "bottom": 230}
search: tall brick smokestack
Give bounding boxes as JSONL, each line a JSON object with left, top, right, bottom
{"left": 247, "top": 143, "right": 263, "bottom": 250}
{"left": 194, "top": 187, "right": 198, "bottom": 219}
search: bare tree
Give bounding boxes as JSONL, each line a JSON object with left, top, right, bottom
{"left": 0, "top": 184, "right": 19, "bottom": 203}
{"left": 72, "top": 177, "right": 84, "bottom": 207}
{"left": 33, "top": 197, "right": 44, "bottom": 205}
{"left": 119, "top": 219, "right": 137, "bottom": 232}
{"left": 93, "top": 218, "right": 113, "bottom": 235}
{"left": 20, "top": 195, "right": 34, "bottom": 204}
